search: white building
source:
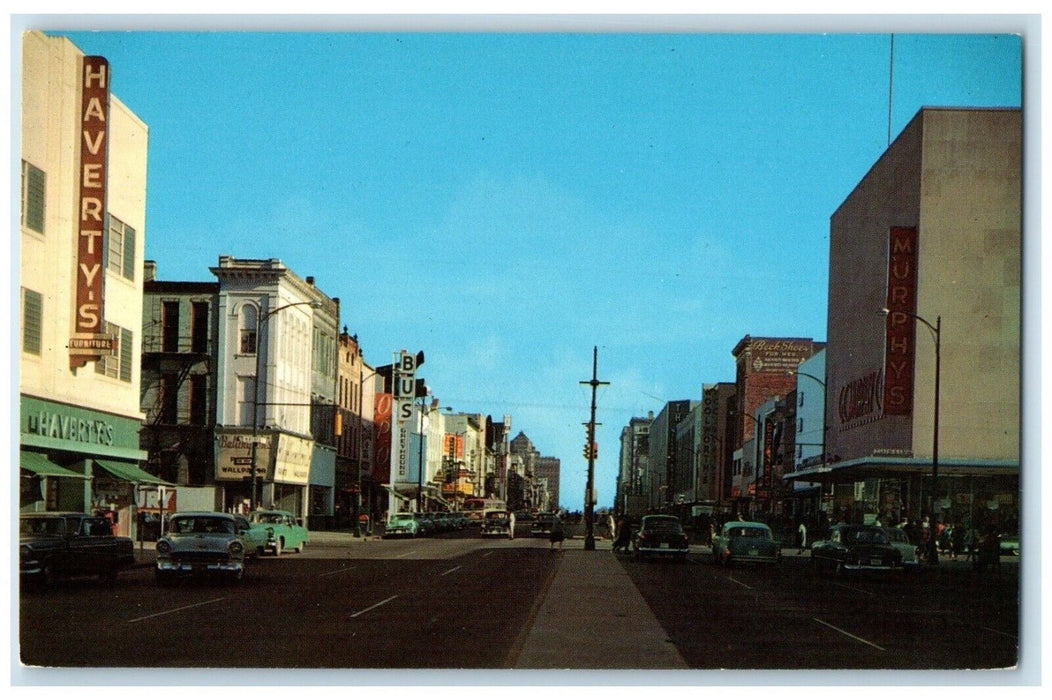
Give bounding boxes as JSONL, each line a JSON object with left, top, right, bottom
{"left": 19, "top": 31, "right": 156, "bottom": 531}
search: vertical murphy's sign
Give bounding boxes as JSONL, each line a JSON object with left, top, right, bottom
{"left": 883, "top": 226, "right": 919, "bottom": 415}
{"left": 70, "top": 56, "right": 114, "bottom": 369}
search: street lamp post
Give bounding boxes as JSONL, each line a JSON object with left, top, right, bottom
{"left": 249, "top": 300, "right": 321, "bottom": 511}
{"left": 882, "top": 308, "right": 941, "bottom": 565}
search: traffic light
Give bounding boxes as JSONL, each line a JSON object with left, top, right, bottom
{"left": 582, "top": 442, "right": 598, "bottom": 460}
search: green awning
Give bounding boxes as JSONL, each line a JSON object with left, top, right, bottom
{"left": 94, "top": 459, "right": 173, "bottom": 485}
{"left": 20, "top": 451, "right": 89, "bottom": 479}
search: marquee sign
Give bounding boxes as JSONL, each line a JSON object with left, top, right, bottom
{"left": 70, "top": 56, "right": 113, "bottom": 369}
{"left": 883, "top": 226, "right": 919, "bottom": 415}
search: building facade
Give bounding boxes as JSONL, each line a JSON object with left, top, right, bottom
{"left": 20, "top": 32, "right": 157, "bottom": 534}
{"left": 789, "top": 107, "right": 1021, "bottom": 530}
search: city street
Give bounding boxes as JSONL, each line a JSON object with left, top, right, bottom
{"left": 19, "top": 525, "right": 1019, "bottom": 672}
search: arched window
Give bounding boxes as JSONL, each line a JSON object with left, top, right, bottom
{"left": 240, "top": 305, "right": 258, "bottom": 354}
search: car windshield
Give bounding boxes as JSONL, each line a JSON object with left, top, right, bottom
{"left": 885, "top": 528, "right": 908, "bottom": 543}
{"left": 21, "top": 517, "right": 66, "bottom": 536}
{"left": 391, "top": 514, "right": 414, "bottom": 523}
{"left": 846, "top": 528, "right": 889, "bottom": 545}
{"left": 253, "top": 513, "right": 286, "bottom": 524}
{"left": 170, "top": 517, "right": 235, "bottom": 535}
{"left": 644, "top": 517, "right": 682, "bottom": 532}
{"left": 727, "top": 526, "right": 769, "bottom": 539}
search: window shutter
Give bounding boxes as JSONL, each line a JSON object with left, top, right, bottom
{"left": 120, "top": 327, "right": 133, "bottom": 382}
{"left": 23, "top": 163, "right": 46, "bottom": 233}
{"left": 22, "top": 289, "right": 42, "bottom": 354}
{"left": 123, "top": 226, "right": 136, "bottom": 279}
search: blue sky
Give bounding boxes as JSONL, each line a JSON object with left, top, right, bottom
{"left": 42, "top": 24, "right": 1022, "bottom": 510}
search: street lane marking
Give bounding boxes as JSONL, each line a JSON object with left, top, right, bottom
{"left": 350, "top": 595, "right": 399, "bottom": 618}
{"left": 977, "top": 625, "right": 1017, "bottom": 640}
{"left": 319, "top": 566, "right": 356, "bottom": 577}
{"left": 726, "top": 576, "right": 753, "bottom": 590}
{"left": 440, "top": 565, "right": 462, "bottom": 576}
{"left": 128, "top": 597, "right": 227, "bottom": 623}
{"left": 482, "top": 551, "right": 495, "bottom": 558}
{"left": 813, "top": 617, "right": 886, "bottom": 651}
{"left": 394, "top": 550, "right": 417, "bottom": 558}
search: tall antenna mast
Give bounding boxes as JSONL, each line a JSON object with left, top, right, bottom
{"left": 888, "top": 33, "right": 896, "bottom": 146}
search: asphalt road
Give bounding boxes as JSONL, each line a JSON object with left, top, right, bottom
{"left": 19, "top": 525, "right": 1020, "bottom": 671}
{"left": 622, "top": 552, "right": 1020, "bottom": 670}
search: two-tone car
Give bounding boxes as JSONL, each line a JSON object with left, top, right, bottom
{"left": 155, "top": 512, "right": 247, "bottom": 585}
{"left": 711, "top": 521, "right": 781, "bottom": 566}
{"left": 382, "top": 512, "right": 420, "bottom": 539}
{"left": 631, "top": 514, "right": 690, "bottom": 562}
{"left": 811, "top": 524, "right": 903, "bottom": 575}
{"left": 248, "top": 509, "right": 309, "bottom": 555}
{"left": 883, "top": 526, "right": 922, "bottom": 568}
{"left": 20, "top": 512, "right": 134, "bottom": 590}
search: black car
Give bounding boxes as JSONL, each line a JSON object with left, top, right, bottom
{"left": 632, "top": 515, "right": 690, "bottom": 561}
{"left": 531, "top": 513, "right": 559, "bottom": 537}
{"left": 20, "top": 512, "right": 135, "bottom": 589}
{"left": 811, "top": 524, "right": 902, "bottom": 575}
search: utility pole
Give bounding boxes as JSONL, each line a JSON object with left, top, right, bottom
{"left": 580, "top": 346, "right": 609, "bottom": 551}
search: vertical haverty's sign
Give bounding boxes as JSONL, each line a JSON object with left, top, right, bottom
{"left": 884, "top": 226, "right": 919, "bottom": 415}
{"left": 70, "top": 56, "right": 114, "bottom": 369}
{"left": 391, "top": 350, "right": 418, "bottom": 482}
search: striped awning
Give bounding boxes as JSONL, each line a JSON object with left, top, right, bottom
{"left": 20, "top": 451, "right": 88, "bottom": 479}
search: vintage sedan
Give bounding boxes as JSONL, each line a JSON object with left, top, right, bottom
{"left": 155, "top": 512, "right": 247, "bottom": 585}
{"left": 20, "top": 512, "right": 134, "bottom": 589}
{"left": 481, "top": 510, "right": 514, "bottom": 539}
{"left": 711, "top": 521, "right": 781, "bottom": 566}
{"left": 248, "top": 509, "right": 309, "bottom": 555}
{"left": 811, "top": 524, "right": 903, "bottom": 575}
{"left": 382, "top": 512, "right": 420, "bottom": 539}
{"left": 883, "top": 526, "right": 921, "bottom": 568}
{"left": 530, "top": 513, "right": 559, "bottom": 537}
{"left": 632, "top": 515, "right": 690, "bottom": 561}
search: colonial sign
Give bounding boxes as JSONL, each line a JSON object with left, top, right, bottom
{"left": 70, "top": 56, "right": 112, "bottom": 369}
{"left": 883, "top": 226, "right": 918, "bottom": 415}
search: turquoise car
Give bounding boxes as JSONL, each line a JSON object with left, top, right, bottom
{"left": 248, "top": 510, "right": 309, "bottom": 555}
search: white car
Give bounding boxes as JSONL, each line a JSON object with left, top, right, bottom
{"left": 155, "top": 512, "right": 247, "bottom": 585}
{"left": 883, "top": 527, "right": 921, "bottom": 568}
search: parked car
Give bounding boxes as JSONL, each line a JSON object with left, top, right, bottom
{"left": 531, "top": 513, "right": 559, "bottom": 537}
{"left": 249, "top": 509, "right": 309, "bottom": 555}
{"left": 481, "top": 510, "right": 514, "bottom": 539}
{"left": 155, "top": 512, "right": 247, "bottom": 585}
{"left": 632, "top": 515, "right": 689, "bottom": 562}
{"left": 811, "top": 524, "right": 903, "bottom": 575}
{"left": 711, "top": 521, "right": 780, "bottom": 566}
{"left": 382, "top": 512, "right": 420, "bottom": 539}
{"left": 999, "top": 532, "right": 1020, "bottom": 557}
{"left": 20, "top": 512, "right": 134, "bottom": 590}
{"left": 883, "top": 527, "right": 921, "bottom": 568}
{"left": 234, "top": 514, "right": 268, "bottom": 558}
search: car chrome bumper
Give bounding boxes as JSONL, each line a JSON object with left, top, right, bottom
{"left": 638, "top": 547, "right": 689, "bottom": 555}
{"left": 157, "top": 559, "right": 243, "bottom": 574}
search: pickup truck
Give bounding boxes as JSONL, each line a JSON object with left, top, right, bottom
{"left": 20, "top": 512, "right": 135, "bottom": 590}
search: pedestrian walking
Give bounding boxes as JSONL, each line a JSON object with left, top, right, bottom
{"left": 549, "top": 517, "right": 565, "bottom": 551}
{"left": 612, "top": 516, "right": 631, "bottom": 554}
{"left": 797, "top": 519, "right": 808, "bottom": 554}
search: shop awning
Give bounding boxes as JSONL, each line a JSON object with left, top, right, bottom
{"left": 94, "top": 459, "right": 173, "bottom": 485}
{"left": 21, "top": 451, "right": 89, "bottom": 479}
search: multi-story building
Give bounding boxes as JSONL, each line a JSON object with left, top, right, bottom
{"left": 731, "top": 335, "right": 822, "bottom": 516}
{"left": 441, "top": 412, "right": 485, "bottom": 509}
{"left": 648, "top": 401, "right": 696, "bottom": 509}
{"left": 789, "top": 350, "right": 827, "bottom": 518}
{"left": 140, "top": 262, "right": 219, "bottom": 489}
{"left": 616, "top": 414, "right": 652, "bottom": 518}
{"left": 335, "top": 329, "right": 377, "bottom": 528}
{"left": 533, "top": 455, "right": 561, "bottom": 511}
{"left": 211, "top": 256, "right": 338, "bottom": 517}
{"left": 19, "top": 32, "right": 155, "bottom": 534}
{"left": 699, "top": 383, "right": 736, "bottom": 507}
{"left": 789, "top": 107, "right": 1021, "bottom": 530}
{"left": 674, "top": 403, "right": 703, "bottom": 504}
